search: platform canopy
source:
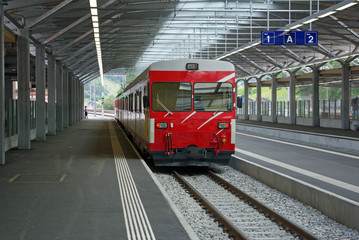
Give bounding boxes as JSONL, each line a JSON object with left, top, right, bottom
{"left": 3, "top": 0, "right": 359, "bottom": 83}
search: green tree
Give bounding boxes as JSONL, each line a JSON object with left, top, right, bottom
{"left": 319, "top": 87, "right": 341, "bottom": 100}
{"left": 103, "top": 94, "right": 115, "bottom": 110}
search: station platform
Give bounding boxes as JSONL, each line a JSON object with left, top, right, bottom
{"left": 233, "top": 118, "right": 359, "bottom": 231}
{"left": 236, "top": 119, "right": 359, "bottom": 139}
{"left": 0, "top": 119, "right": 193, "bottom": 240}
{"left": 236, "top": 119, "right": 359, "bottom": 154}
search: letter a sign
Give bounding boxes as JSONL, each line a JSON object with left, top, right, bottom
{"left": 284, "top": 32, "right": 296, "bottom": 45}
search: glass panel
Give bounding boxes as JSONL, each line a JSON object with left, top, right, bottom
{"left": 152, "top": 82, "right": 192, "bottom": 111}
{"left": 194, "top": 82, "right": 233, "bottom": 112}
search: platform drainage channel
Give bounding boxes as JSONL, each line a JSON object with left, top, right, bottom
{"left": 10, "top": 174, "right": 67, "bottom": 183}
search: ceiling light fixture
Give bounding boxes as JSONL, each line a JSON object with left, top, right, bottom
{"left": 336, "top": 2, "right": 357, "bottom": 11}
{"left": 89, "top": 0, "right": 97, "bottom": 8}
{"left": 89, "top": 0, "right": 104, "bottom": 86}
{"left": 318, "top": 11, "right": 336, "bottom": 18}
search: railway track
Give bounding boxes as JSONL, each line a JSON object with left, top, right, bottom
{"left": 173, "top": 170, "right": 318, "bottom": 240}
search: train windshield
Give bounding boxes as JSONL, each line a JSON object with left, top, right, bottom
{"left": 152, "top": 82, "right": 192, "bottom": 111}
{"left": 194, "top": 82, "right": 233, "bottom": 111}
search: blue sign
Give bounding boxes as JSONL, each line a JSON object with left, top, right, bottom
{"left": 261, "top": 31, "right": 318, "bottom": 46}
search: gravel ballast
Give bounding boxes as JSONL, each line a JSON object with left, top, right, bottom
{"left": 154, "top": 166, "right": 359, "bottom": 240}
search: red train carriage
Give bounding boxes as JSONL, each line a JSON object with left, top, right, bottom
{"left": 114, "top": 59, "right": 237, "bottom": 166}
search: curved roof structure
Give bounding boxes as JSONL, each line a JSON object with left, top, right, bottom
{"left": 3, "top": 0, "right": 359, "bottom": 84}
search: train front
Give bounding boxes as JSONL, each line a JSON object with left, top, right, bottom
{"left": 148, "top": 60, "right": 236, "bottom": 166}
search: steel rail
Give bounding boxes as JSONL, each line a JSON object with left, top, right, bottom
{"left": 173, "top": 171, "right": 249, "bottom": 240}
{"left": 207, "top": 170, "right": 319, "bottom": 240}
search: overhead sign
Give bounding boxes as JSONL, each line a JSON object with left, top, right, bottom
{"left": 261, "top": 31, "right": 318, "bottom": 46}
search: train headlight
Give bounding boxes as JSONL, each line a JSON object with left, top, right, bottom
{"left": 156, "top": 122, "right": 168, "bottom": 129}
{"left": 218, "top": 122, "right": 230, "bottom": 129}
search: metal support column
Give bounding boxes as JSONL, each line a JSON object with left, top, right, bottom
{"left": 81, "top": 83, "right": 84, "bottom": 120}
{"left": 17, "top": 28, "right": 31, "bottom": 149}
{"left": 312, "top": 66, "right": 320, "bottom": 127}
{"left": 48, "top": 54, "right": 56, "bottom": 135}
{"left": 56, "top": 61, "right": 63, "bottom": 131}
{"left": 341, "top": 62, "right": 350, "bottom": 129}
{"left": 94, "top": 79, "right": 97, "bottom": 117}
{"left": 235, "top": 81, "right": 238, "bottom": 119}
{"left": 244, "top": 80, "right": 249, "bottom": 120}
{"left": 77, "top": 79, "right": 80, "bottom": 122}
{"left": 68, "top": 74, "right": 73, "bottom": 125}
{"left": 74, "top": 76, "right": 77, "bottom": 123}
{"left": 35, "top": 44, "right": 46, "bottom": 141}
{"left": 0, "top": 1, "right": 5, "bottom": 164}
{"left": 271, "top": 74, "right": 277, "bottom": 123}
{"left": 79, "top": 80, "right": 82, "bottom": 121}
{"left": 289, "top": 72, "right": 296, "bottom": 125}
{"left": 71, "top": 74, "right": 75, "bottom": 124}
{"left": 74, "top": 78, "right": 77, "bottom": 123}
{"left": 256, "top": 78, "right": 262, "bottom": 122}
{"left": 63, "top": 66, "right": 69, "bottom": 128}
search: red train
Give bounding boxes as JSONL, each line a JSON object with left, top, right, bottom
{"left": 114, "top": 59, "right": 237, "bottom": 166}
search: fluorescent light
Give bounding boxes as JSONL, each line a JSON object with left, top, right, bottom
{"left": 289, "top": 24, "right": 303, "bottom": 30}
{"left": 91, "top": 16, "right": 98, "bottom": 22}
{"left": 89, "top": 0, "right": 103, "bottom": 86}
{"left": 233, "top": 49, "right": 243, "bottom": 53}
{"left": 318, "top": 11, "right": 336, "bottom": 18}
{"left": 90, "top": 8, "right": 98, "bottom": 15}
{"left": 303, "top": 18, "right": 317, "bottom": 24}
{"left": 336, "top": 2, "right": 357, "bottom": 11}
{"left": 89, "top": 0, "right": 97, "bottom": 8}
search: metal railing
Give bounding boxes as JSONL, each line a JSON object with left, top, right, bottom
{"left": 4, "top": 99, "right": 48, "bottom": 137}
{"left": 297, "top": 100, "right": 312, "bottom": 118}
{"left": 5, "top": 99, "right": 18, "bottom": 137}
{"left": 237, "top": 99, "right": 357, "bottom": 120}
{"left": 277, "top": 101, "right": 289, "bottom": 117}
{"left": 319, "top": 99, "right": 341, "bottom": 119}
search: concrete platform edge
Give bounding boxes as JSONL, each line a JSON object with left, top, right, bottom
{"left": 140, "top": 160, "right": 200, "bottom": 240}
{"left": 229, "top": 156, "right": 359, "bottom": 232}
{"left": 237, "top": 124, "right": 359, "bottom": 154}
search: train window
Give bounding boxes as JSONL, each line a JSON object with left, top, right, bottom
{"left": 129, "top": 93, "right": 134, "bottom": 112}
{"left": 139, "top": 91, "right": 142, "bottom": 113}
{"left": 152, "top": 82, "right": 191, "bottom": 112}
{"left": 193, "top": 82, "right": 233, "bottom": 112}
{"left": 124, "top": 96, "right": 128, "bottom": 111}
{"left": 135, "top": 93, "right": 137, "bottom": 112}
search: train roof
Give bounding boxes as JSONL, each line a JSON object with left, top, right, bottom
{"left": 123, "top": 59, "right": 234, "bottom": 93}
{"left": 149, "top": 59, "right": 234, "bottom": 72}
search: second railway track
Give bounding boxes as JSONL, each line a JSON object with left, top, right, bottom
{"left": 173, "top": 170, "right": 317, "bottom": 240}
